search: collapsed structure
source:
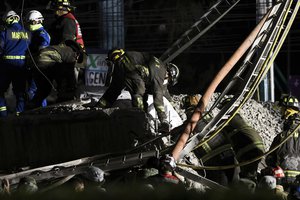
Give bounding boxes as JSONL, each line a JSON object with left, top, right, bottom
{"left": 0, "top": 0, "right": 300, "bottom": 193}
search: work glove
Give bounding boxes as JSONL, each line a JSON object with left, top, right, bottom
{"left": 159, "top": 154, "right": 176, "bottom": 172}
{"left": 158, "top": 120, "right": 170, "bottom": 133}
{"left": 94, "top": 98, "right": 108, "bottom": 108}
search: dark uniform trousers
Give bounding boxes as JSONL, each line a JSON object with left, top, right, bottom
{"left": 30, "top": 44, "right": 78, "bottom": 106}
{"left": 193, "top": 113, "right": 265, "bottom": 184}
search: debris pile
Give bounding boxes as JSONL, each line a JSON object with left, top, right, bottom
{"left": 170, "top": 94, "right": 283, "bottom": 151}
{"left": 39, "top": 92, "right": 284, "bottom": 151}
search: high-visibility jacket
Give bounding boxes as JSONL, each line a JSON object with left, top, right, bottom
{"left": 0, "top": 22, "right": 30, "bottom": 116}
{"left": 49, "top": 12, "right": 84, "bottom": 49}
{"left": 28, "top": 26, "right": 50, "bottom": 54}
{"left": 0, "top": 23, "right": 30, "bottom": 64}
{"left": 63, "top": 13, "right": 84, "bottom": 48}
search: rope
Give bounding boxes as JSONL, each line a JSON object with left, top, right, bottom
{"left": 188, "top": 0, "right": 294, "bottom": 154}
{"left": 20, "top": 0, "right": 57, "bottom": 92}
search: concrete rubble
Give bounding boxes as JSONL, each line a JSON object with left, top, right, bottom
{"left": 0, "top": 90, "right": 286, "bottom": 193}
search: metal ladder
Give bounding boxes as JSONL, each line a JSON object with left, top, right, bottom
{"left": 179, "top": 0, "right": 299, "bottom": 159}
{"left": 0, "top": 151, "right": 158, "bottom": 187}
{"left": 3, "top": 1, "right": 299, "bottom": 191}
{"left": 159, "top": 0, "right": 240, "bottom": 64}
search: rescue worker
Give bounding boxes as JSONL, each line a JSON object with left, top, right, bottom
{"left": 224, "top": 112, "right": 265, "bottom": 183}
{"left": 46, "top": 0, "right": 86, "bottom": 102}
{"left": 266, "top": 95, "right": 300, "bottom": 191}
{"left": 27, "top": 39, "right": 85, "bottom": 109}
{"left": 192, "top": 128, "right": 240, "bottom": 186}
{"left": 95, "top": 48, "right": 171, "bottom": 131}
{"left": 163, "top": 63, "right": 180, "bottom": 104}
{"left": 166, "top": 96, "right": 265, "bottom": 184}
{"left": 25, "top": 10, "right": 50, "bottom": 107}
{"left": 0, "top": 10, "right": 30, "bottom": 117}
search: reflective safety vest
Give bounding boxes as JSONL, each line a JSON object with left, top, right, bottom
{"left": 0, "top": 23, "right": 30, "bottom": 62}
{"left": 63, "top": 13, "right": 85, "bottom": 48}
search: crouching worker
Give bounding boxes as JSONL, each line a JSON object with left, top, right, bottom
{"left": 27, "top": 40, "right": 86, "bottom": 109}
{"left": 95, "top": 48, "right": 171, "bottom": 132}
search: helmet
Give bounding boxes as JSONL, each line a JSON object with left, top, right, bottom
{"left": 46, "top": 0, "right": 74, "bottom": 11}
{"left": 258, "top": 175, "right": 276, "bottom": 190}
{"left": 2, "top": 10, "right": 20, "bottom": 25}
{"left": 159, "top": 154, "right": 176, "bottom": 172}
{"left": 167, "top": 63, "right": 179, "bottom": 86}
{"left": 181, "top": 94, "right": 200, "bottom": 109}
{"left": 26, "top": 10, "right": 44, "bottom": 24}
{"left": 272, "top": 166, "right": 285, "bottom": 178}
{"left": 81, "top": 166, "right": 105, "bottom": 184}
{"left": 106, "top": 48, "right": 125, "bottom": 63}
{"left": 279, "top": 94, "right": 300, "bottom": 111}
{"left": 17, "top": 177, "right": 38, "bottom": 194}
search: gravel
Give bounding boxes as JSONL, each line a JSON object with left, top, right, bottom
{"left": 171, "top": 93, "right": 284, "bottom": 151}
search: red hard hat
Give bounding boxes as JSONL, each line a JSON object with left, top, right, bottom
{"left": 273, "top": 166, "right": 285, "bottom": 178}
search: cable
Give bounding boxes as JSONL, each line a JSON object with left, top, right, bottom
{"left": 20, "top": 0, "right": 57, "bottom": 92}
{"left": 177, "top": 122, "right": 300, "bottom": 171}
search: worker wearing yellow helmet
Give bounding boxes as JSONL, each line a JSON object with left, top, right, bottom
{"left": 266, "top": 94, "right": 300, "bottom": 191}
{"left": 96, "top": 48, "right": 171, "bottom": 132}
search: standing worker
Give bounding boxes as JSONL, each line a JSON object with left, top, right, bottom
{"left": 96, "top": 49, "right": 170, "bottom": 132}
{"left": 266, "top": 95, "right": 300, "bottom": 191}
{"left": 0, "top": 10, "right": 30, "bottom": 117}
{"left": 25, "top": 10, "right": 50, "bottom": 107}
{"left": 46, "top": 0, "right": 86, "bottom": 102}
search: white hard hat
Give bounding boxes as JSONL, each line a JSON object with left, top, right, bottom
{"left": 2, "top": 10, "right": 20, "bottom": 24}
{"left": 26, "top": 10, "right": 44, "bottom": 24}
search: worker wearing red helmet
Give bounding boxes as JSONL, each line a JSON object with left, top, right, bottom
{"left": 46, "top": 0, "right": 87, "bottom": 102}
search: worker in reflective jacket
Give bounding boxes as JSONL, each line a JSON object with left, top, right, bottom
{"left": 266, "top": 94, "right": 300, "bottom": 191}
{"left": 96, "top": 48, "right": 170, "bottom": 132}
{"left": 25, "top": 10, "right": 50, "bottom": 107}
{"left": 27, "top": 40, "right": 85, "bottom": 109}
{"left": 45, "top": 0, "right": 86, "bottom": 102}
{"left": 0, "top": 10, "right": 31, "bottom": 117}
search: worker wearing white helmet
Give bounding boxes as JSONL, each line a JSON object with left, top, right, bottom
{"left": 0, "top": 10, "right": 30, "bottom": 117}
{"left": 25, "top": 10, "right": 50, "bottom": 108}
